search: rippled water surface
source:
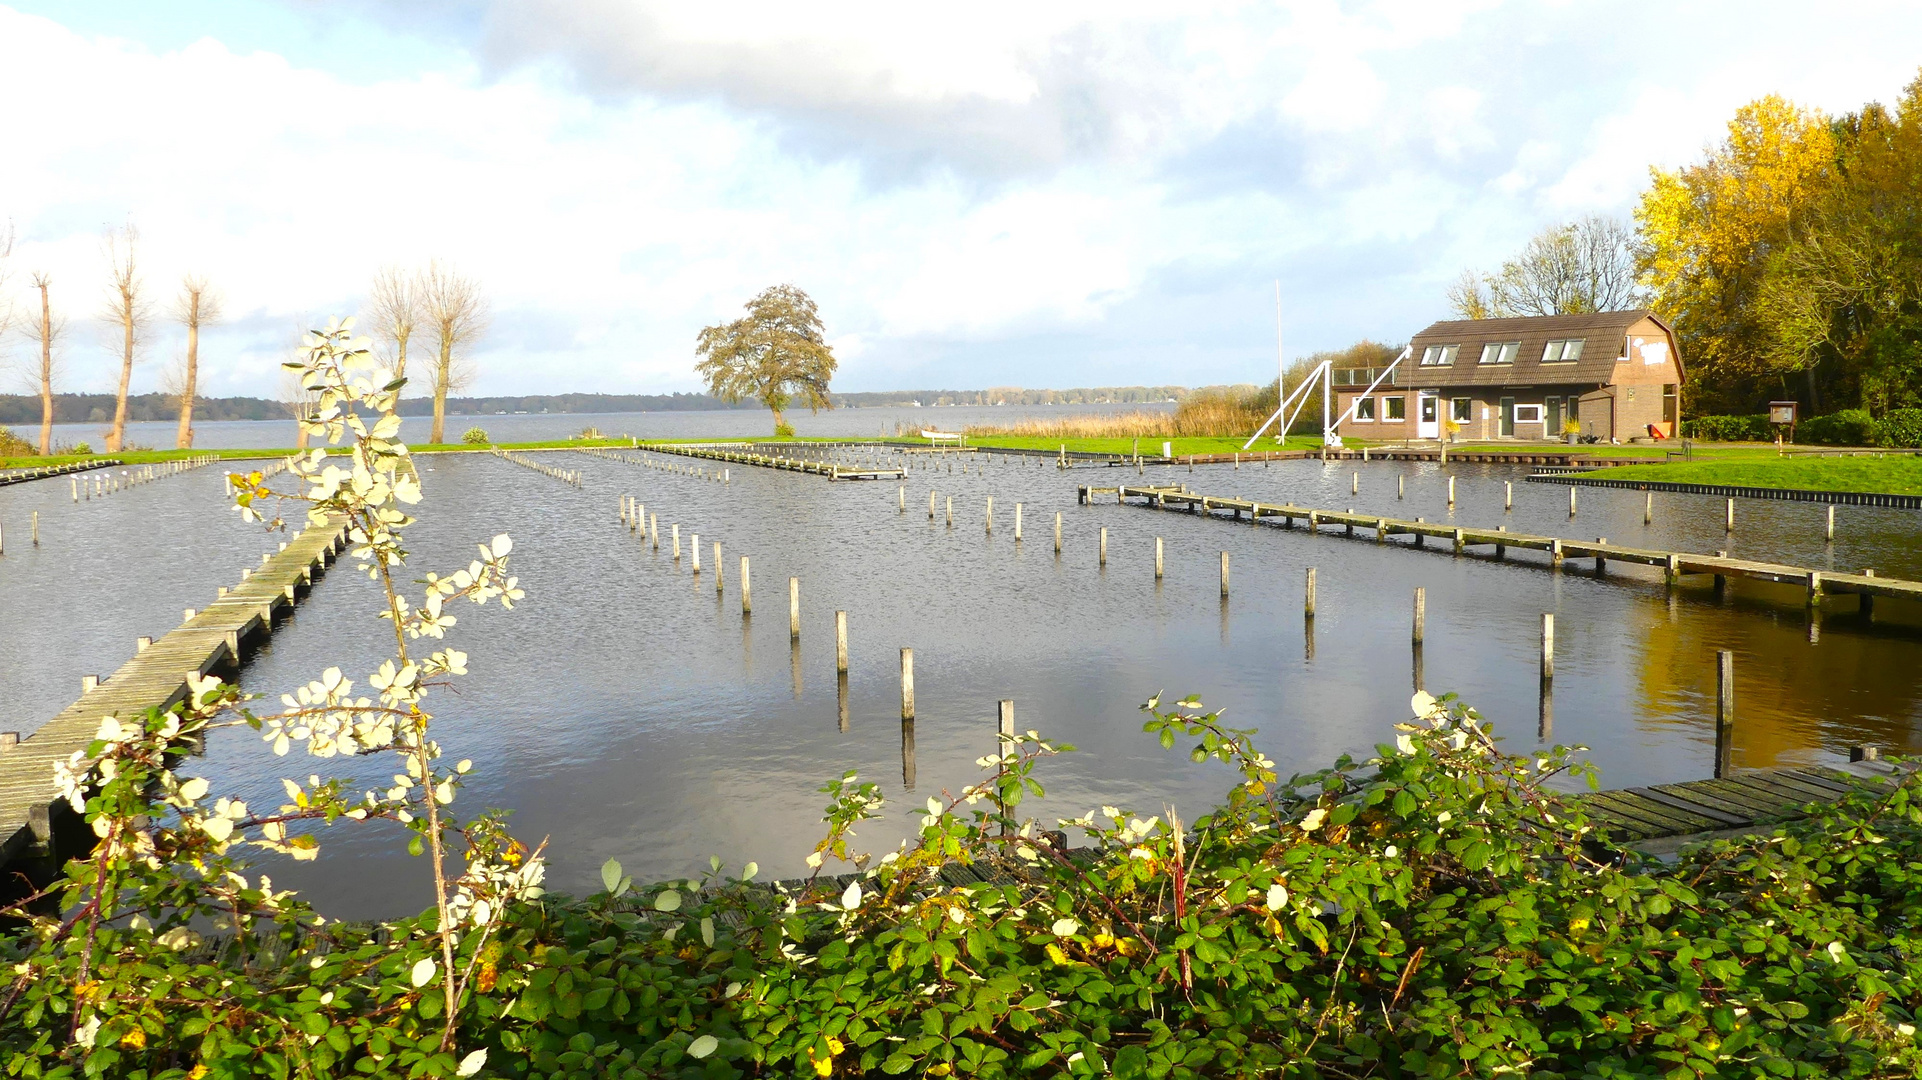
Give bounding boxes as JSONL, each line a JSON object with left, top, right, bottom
{"left": 3, "top": 449, "right": 1919, "bottom": 919}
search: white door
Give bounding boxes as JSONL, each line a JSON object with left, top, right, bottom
{"left": 1416, "top": 393, "right": 1440, "bottom": 439}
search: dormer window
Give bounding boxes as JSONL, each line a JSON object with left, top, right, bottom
{"left": 1478, "top": 341, "right": 1519, "bottom": 364}
{"left": 1542, "top": 339, "right": 1585, "bottom": 363}
{"left": 1419, "top": 344, "right": 1459, "bottom": 366}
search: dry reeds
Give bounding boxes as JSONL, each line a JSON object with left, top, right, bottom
{"left": 955, "top": 384, "right": 1280, "bottom": 439}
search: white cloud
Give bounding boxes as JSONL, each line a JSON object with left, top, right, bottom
{"left": 3, "top": 1, "right": 1921, "bottom": 397}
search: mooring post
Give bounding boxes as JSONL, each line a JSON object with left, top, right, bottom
{"left": 1713, "top": 649, "right": 1734, "bottom": 779}
{"left": 899, "top": 486, "right": 905, "bottom": 512}
{"left": 1054, "top": 512, "right": 1062, "bottom": 554}
{"left": 1504, "top": 481, "right": 1512, "bottom": 511}
{"left": 136, "top": 636, "right": 152, "bottom": 653}
{"left": 81, "top": 675, "right": 98, "bottom": 692}
{"left": 946, "top": 496, "right": 954, "bottom": 527}
{"left": 672, "top": 524, "right": 680, "bottom": 560}
{"left": 1155, "top": 537, "right": 1164, "bottom": 580}
{"left": 790, "top": 578, "right": 800, "bottom": 638}
{"left": 1304, "top": 566, "right": 1317, "bottom": 617}
{"left": 1541, "top": 613, "right": 1555, "bottom": 680}
{"left": 929, "top": 490, "right": 936, "bottom": 519}
{"left": 1352, "top": 472, "right": 1358, "bottom": 495}
{"left": 1594, "top": 537, "right": 1608, "bottom": 575}
{"left": 986, "top": 495, "right": 993, "bottom": 534}
{"left": 1220, "top": 552, "right": 1229, "bottom": 597}
{"left": 1015, "top": 502, "right": 1023, "bottom": 541}
{"left": 1724, "top": 497, "right": 1735, "bottom": 532}
{"left": 1398, "top": 474, "right": 1404, "bottom": 499}
{"left": 1826, "top": 504, "right": 1835, "bottom": 542}
{"left": 741, "top": 557, "right": 752, "bottom": 614}
{"left": 1643, "top": 491, "right": 1653, "bottom": 525}
{"left": 650, "top": 514, "right": 659, "bottom": 549}
{"left": 1805, "top": 569, "right": 1822, "bottom": 608}
{"left": 900, "top": 648, "right": 915, "bottom": 720}
{"left": 691, "top": 534, "right": 700, "bottom": 573}
{"left": 1099, "top": 526, "right": 1108, "bottom": 567}
{"left": 1569, "top": 486, "right": 1577, "bottom": 516}
{"left": 1412, "top": 586, "right": 1426, "bottom": 644}
{"left": 1665, "top": 553, "right": 1680, "bottom": 588}
{"left": 31, "top": 511, "right": 38, "bottom": 546}
{"left": 1447, "top": 476, "right": 1455, "bottom": 506}
{"left": 1550, "top": 538, "right": 1563, "bottom": 568}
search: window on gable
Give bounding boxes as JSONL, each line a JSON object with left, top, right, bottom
{"left": 1542, "top": 338, "right": 1586, "bottom": 362}
{"left": 1419, "top": 344, "right": 1459, "bottom": 366}
{"left": 1478, "top": 341, "right": 1520, "bottom": 364}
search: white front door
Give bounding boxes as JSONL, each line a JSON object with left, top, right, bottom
{"left": 1416, "top": 393, "right": 1440, "bottom": 439}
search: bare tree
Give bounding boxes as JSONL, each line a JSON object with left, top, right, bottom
{"left": 101, "top": 221, "right": 151, "bottom": 453}
{"left": 1445, "top": 269, "right": 1495, "bottom": 320}
{"left": 365, "top": 264, "right": 421, "bottom": 388}
{"left": 1455, "top": 215, "right": 1645, "bottom": 318}
{"left": 172, "top": 275, "right": 222, "bottom": 449}
{"left": 21, "top": 271, "right": 64, "bottom": 455}
{"left": 418, "top": 261, "right": 487, "bottom": 444}
{"left": 278, "top": 328, "right": 320, "bottom": 451}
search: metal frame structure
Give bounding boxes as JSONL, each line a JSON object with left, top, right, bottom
{"left": 1243, "top": 345, "right": 1411, "bottom": 451}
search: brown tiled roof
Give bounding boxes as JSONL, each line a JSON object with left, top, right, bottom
{"left": 1397, "top": 309, "right": 1672, "bottom": 388}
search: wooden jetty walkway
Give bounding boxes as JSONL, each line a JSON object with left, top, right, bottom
{"left": 1527, "top": 472, "right": 1922, "bottom": 510}
{"left": 0, "top": 513, "right": 350, "bottom": 874}
{"left": 639, "top": 442, "right": 906, "bottom": 481}
{"left": 1082, "top": 482, "right": 1922, "bottom": 607}
{"left": 1572, "top": 756, "right": 1910, "bottom": 847}
{"left": 0, "top": 459, "right": 123, "bottom": 487}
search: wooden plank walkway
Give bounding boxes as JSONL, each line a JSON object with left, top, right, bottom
{"left": 1527, "top": 472, "right": 1922, "bottom": 510}
{"left": 0, "top": 460, "right": 123, "bottom": 487}
{"left": 0, "top": 514, "right": 350, "bottom": 869}
{"left": 637, "top": 443, "right": 906, "bottom": 481}
{"left": 1573, "top": 759, "right": 1910, "bottom": 846}
{"left": 1083, "top": 482, "right": 1922, "bottom": 606}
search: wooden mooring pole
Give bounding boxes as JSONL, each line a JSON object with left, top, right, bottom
{"left": 1725, "top": 498, "right": 1735, "bottom": 532}
{"left": 1412, "top": 587, "right": 1426, "bottom": 644}
{"left": 836, "top": 611, "right": 849, "bottom": 673}
{"left": 1304, "top": 567, "right": 1317, "bottom": 617}
{"left": 741, "top": 557, "right": 751, "bottom": 614}
{"left": 790, "top": 578, "right": 800, "bottom": 639}
{"left": 1541, "top": 613, "right": 1555, "bottom": 680}
{"left": 901, "top": 648, "right": 915, "bottom": 720}
{"left": 1220, "top": 552, "right": 1229, "bottom": 597}
{"left": 1099, "top": 527, "right": 1107, "bottom": 567}
{"left": 1155, "top": 537, "right": 1164, "bottom": 580}
{"left": 1714, "top": 649, "right": 1734, "bottom": 779}
{"left": 1054, "top": 512, "right": 1062, "bottom": 554}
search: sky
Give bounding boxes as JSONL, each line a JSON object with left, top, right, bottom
{"left": 2, "top": 2, "right": 1921, "bottom": 400}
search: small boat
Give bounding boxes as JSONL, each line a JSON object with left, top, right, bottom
{"left": 920, "top": 429, "right": 962, "bottom": 440}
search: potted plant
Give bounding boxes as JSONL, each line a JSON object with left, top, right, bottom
{"left": 1563, "top": 419, "right": 1581, "bottom": 445}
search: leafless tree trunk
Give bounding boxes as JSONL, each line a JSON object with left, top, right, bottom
{"left": 172, "top": 276, "right": 222, "bottom": 449}
{"left": 366, "top": 265, "right": 421, "bottom": 389}
{"left": 101, "top": 222, "right": 150, "bottom": 453}
{"left": 279, "top": 359, "right": 318, "bottom": 451}
{"left": 418, "top": 261, "right": 487, "bottom": 444}
{"left": 23, "top": 272, "right": 63, "bottom": 456}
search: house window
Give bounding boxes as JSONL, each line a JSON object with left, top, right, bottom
{"left": 1514, "top": 404, "right": 1544, "bottom": 424}
{"left": 1383, "top": 396, "right": 1406, "bottom": 421}
{"left": 1354, "top": 397, "right": 1375, "bottom": 421}
{"left": 1478, "top": 342, "right": 1520, "bottom": 364}
{"left": 1451, "top": 398, "right": 1471, "bottom": 422}
{"left": 1419, "top": 344, "right": 1459, "bottom": 366}
{"left": 1542, "top": 339, "right": 1586, "bottom": 363}
{"left": 1663, "top": 384, "right": 1678, "bottom": 426}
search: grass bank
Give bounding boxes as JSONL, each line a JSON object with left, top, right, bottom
{"left": 1588, "top": 455, "right": 1922, "bottom": 495}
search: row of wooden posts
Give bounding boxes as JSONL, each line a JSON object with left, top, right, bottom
{"left": 492, "top": 448, "right": 582, "bottom": 487}
{"left": 71, "top": 454, "right": 223, "bottom": 503}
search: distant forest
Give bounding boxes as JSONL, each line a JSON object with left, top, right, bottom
{"left": 0, "top": 386, "right": 1188, "bottom": 425}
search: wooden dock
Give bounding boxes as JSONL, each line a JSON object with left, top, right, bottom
{"left": 1573, "top": 758, "right": 1910, "bottom": 847}
{"left": 0, "top": 514, "right": 350, "bottom": 875}
{"left": 1527, "top": 472, "right": 1922, "bottom": 510}
{"left": 0, "top": 460, "right": 123, "bottom": 487}
{"left": 1083, "top": 483, "right": 1922, "bottom": 606}
{"left": 637, "top": 443, "right": 906, "bottom": 481}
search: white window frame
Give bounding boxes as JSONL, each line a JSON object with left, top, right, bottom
{"left": 1514, "top": 403, "right": 1545, "bottom": 424}
{"left": 1478, "top": 341, "right": 1519, "bottom": 364}
{"left": 1542, "top": 338, "right": 1586, "bottom": 363}
{"left": 1383, "top": 396, "right": 1407, "bottom": 421}
{"left": 1450, "top": 397, "right": 1472, "bottom": 423}
{"left": 1419, "top": 344, "right": 1459, "bottom": 366}
{"left": 1353, "top": 396, "right": 1375, "bottom": 421}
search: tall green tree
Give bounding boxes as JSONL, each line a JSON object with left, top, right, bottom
{"left": 696, "top": 284, "right": 838, "bottom": 435}
{"left": 1753, "top": 77, "right": 1922, "bottom": 413}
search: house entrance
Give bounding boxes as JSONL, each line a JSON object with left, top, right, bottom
{"left": 1417, "top": 393, "right": 1439, "bottom": 439}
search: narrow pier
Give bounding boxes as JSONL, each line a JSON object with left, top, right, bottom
{"left": 640, "top": 443, "right": 906, "bottom": 481}
{"left": 0, "top": 460, "right": 124, "bottom": 487}
{"left": 1082, "top": 483, "right": 1922, "bottom": 605}
{"left": 0, "top": 513, "right": 350, "bottom": 871}
{"left": 1575, "top": 757, "right": 1911, "bottom": 846}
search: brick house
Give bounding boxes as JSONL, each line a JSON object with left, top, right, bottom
{"left": 1333, "top": 310, "right": 1682, "bottom": 443}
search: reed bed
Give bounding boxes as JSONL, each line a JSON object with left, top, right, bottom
{"left": 950, "top": 386, "right": 1282, "bottom": 439}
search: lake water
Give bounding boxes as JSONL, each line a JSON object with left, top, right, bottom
{"left": 2, "top": 448, "right": 1918, "bottom": 921}
{"left": 40, "top": 402, "right": 1170, "bottom": 452}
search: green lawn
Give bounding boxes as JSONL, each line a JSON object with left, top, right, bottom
{"left": 1588, "top": 456, "right": 1922, "bottom": 495}
{"left": 887, "top": 435, "right": 1325, "bottom": 456}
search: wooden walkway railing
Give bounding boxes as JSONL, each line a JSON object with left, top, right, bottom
{"left": 1084, "top": 483, "right": 1921, "bottom": 606}
{"left": 0, "top": 514, "right": 350, "bottom": 871}
{"left": 633, "top": 443, "right": 906, "bottom": 481}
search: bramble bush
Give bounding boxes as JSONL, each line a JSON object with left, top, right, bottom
{"left": 3, "top": 321, "right": 1922, "bottom": 1077}
{"left": 1682, "top": 414, "right": 1771, "bottom": 441}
